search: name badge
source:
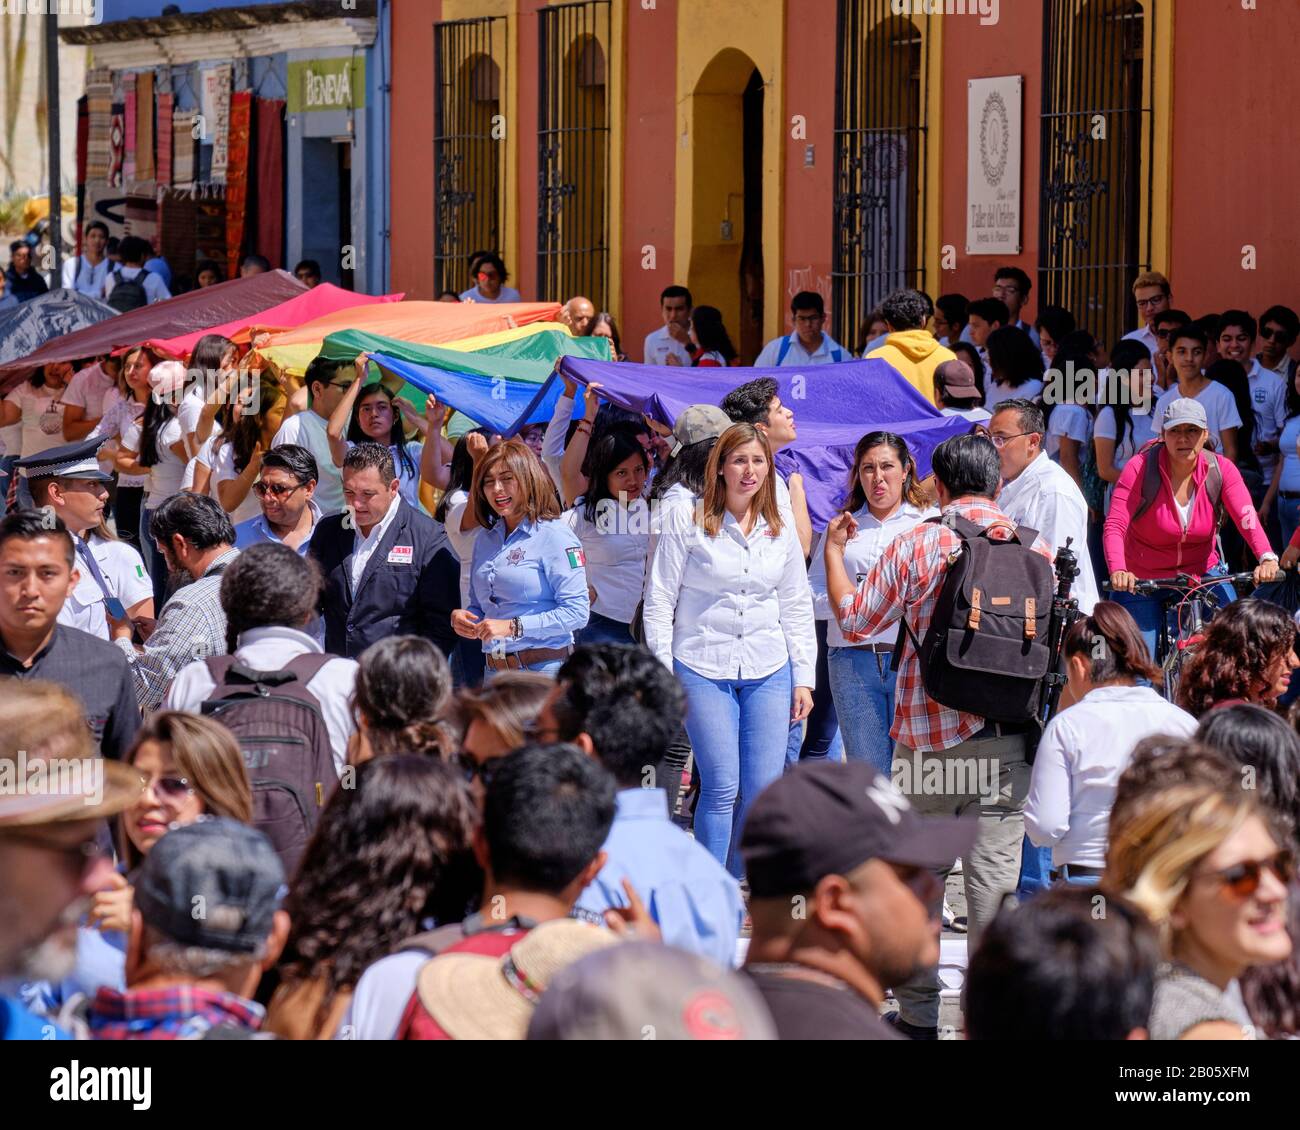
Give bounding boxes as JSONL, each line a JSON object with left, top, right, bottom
{"left": 387, "top": 545, "right": 414, "bottom": 565}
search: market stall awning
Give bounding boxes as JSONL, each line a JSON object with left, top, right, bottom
{"left": 143, "top": 283, "right": 405, "bottom": 360}
{"left": 0, "top": 269, "right": 307, "bottom": 376}
{"left": 0, "top": 289, "right": 118, "bottom": 370}
{"left": 252, "top": 300, "right": 566, "bottom": 376}
{"left": 554, "top": 356, "right": 974, "bottom": 529}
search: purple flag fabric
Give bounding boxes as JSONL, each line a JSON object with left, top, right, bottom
{"left": 553, "top": 357, "right": 974, "bottom": 529}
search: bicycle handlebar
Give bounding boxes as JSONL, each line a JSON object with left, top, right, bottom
{"left": 1101, "top": 569, "right": 1285, "bottom": 596}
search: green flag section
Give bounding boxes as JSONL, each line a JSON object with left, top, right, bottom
{"left": 318, "top": 328, "right": 613, "bottom": 437}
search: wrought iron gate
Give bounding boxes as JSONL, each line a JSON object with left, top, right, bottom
{"left": 1039, "top": 0, "right": 1153, "bottom": 349}
{"left": 433, "top": 16, "right": 506, "bottom": 297}
{"left": 832, "top": 0, "right": 929, "bottom": 352}
{"left": 537, "top": 0, "right": 610, "bottom": 309}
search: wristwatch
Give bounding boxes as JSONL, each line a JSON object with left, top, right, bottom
{"left": 511, "top": 616, "right": 523, "bottom": 639}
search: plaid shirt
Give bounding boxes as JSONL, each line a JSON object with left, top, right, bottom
{"left": 114, "top": 547, "right": 239, "bottom": 711}
{"left": 87, "top": 984, "right": 265, "bottom": 1040}
{"left": 835, "top": 497, "right": 1052, "bottom": 753}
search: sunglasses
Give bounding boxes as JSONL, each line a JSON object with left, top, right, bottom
{"left": 1197, "top": 850, "right": 1294, "bottom": 900}
{"left": 145, "top": 775, "right": 195, "bottom": 803}
{"left": 454, "top": 752, "right": 501, "bottom": 787}
{"left": 253, "top": 480, "right": 306, "bottom": 499}
{"left": 1260, "top": 327, "right": 1294, "bottom": 343}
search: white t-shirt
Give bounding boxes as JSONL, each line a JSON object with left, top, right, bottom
{"left": 271, "top": 410, "right": 344, "bottom": 516}
{"left": 124, "top": 416, "right": 187, "bottom": 507}
{"left": 985, "top": 377, "right": 1044, "bottom": 412}
{"left": 60, "top": 254, "right": 111, "bottom": 297}
{"left": 1151, "top": 382, "right": 1242, "bottom": 448}
{"left": 181, "top": 434, "right": 218, "bottom": 494}
{"left": 458, "top": 285, "right": 522, "bottom": 304}
{"left": 208, "top": 439, "right": 264, "bottom": 524}
{"left": 61, "top": 364, "right": 118, "bottom": 421}
{"left": 90, "top": 392, "right": 147, "bottom": 488}
{"left": 1093, "top": 405, "right": 1156, "bottom": 478}
{"left": 177, "top": 387, "right": 207, "bottom": 455}
{"left": 940, "top": 405, "right": 991, "bottom": 423}
{"left": 1045, "top": 403, "right": 1093, "bottom": 462}
{"left": 563, "top": 498, "right": 651, "bottom": 624}
{"left": 3, "top": 383, "right": 66, "bottom": 459}
{"left": 103, "top": 265, "right": 171, "bottom": 305}
{"left": 444, "top": 488, "right": 477, "bottom": 609}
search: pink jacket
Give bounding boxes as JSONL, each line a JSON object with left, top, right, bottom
{"left": 1103, "top": 446, "right": 1270, "bottom": 578}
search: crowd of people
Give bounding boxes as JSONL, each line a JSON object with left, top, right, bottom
{"left": 1, "top": 242, "right": 1298, "bottom": 1042}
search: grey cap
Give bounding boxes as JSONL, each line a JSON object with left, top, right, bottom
{"left": 670, "top": 404, "right": 733, "bottom": 456}
{"left": 526, "top": 941, "right": 777, "bottom": 1041}
{"left": 134, "top": 817, "right": 286, "bottom": 954}
{"left": 1161, "top": 397, "right": 1208, "bottom": 432}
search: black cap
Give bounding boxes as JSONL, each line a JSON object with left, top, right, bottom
{"left": 14, "top": 436, "right": 113, "bottom": 482}
{"left": 134, "top": 817, "right": 286, "bottom": 954}
{"left": 741, "top": 762, "right": 979, "bottom": 897}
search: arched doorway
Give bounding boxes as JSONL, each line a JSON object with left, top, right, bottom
{"left": 688, "top": 50, "right": 764, "bottom": 364}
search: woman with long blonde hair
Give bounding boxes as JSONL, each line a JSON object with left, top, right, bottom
{"left": 643, "top": 422, "right": 816, "bottom": 875}
{"left": 1105, "top": 753, "right": 1292, "bottom": 1040}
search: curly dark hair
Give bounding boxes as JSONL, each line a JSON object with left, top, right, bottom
{"left": 219, "top": 542, "right": 323, "bottom": 653}
{"left": 1176, "top": 600, "right": 1297, "bottom": 717}
{"left": 353, "top": 636, "right": 456, "bottom": 758}
{"left": 277, "top": 755, "right": 481, "bottom": 1031}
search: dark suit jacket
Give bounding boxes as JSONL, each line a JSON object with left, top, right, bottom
{"left": 309, "top": 499, "right": 459, "bottom": 659}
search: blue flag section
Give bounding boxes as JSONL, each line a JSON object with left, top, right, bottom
{"left": 552, "top": 356, "right": 973, "bottom": 528}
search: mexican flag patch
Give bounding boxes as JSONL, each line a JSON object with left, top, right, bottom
{"left": 566, "top": 547, "right": 586, "bottom": 569}
{"left": 134, "top": 564, "right": 146, "bottom": 579}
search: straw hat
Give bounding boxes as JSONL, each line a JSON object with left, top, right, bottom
{"left": 415, "top": 918, "right": 620, "bottom": 1040}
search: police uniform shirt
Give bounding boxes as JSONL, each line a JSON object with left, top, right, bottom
{"left": 466, "top": 517, "right": 590, "bottom": 653}
{"left": 57, "top": 534, "right": 153, "bottom": 641}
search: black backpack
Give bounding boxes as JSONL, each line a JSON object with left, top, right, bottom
{"left": 107, "top": 267, "right": 150, "bottom": 312}
{"left": 895, "top": 515, "right": 1055, "bottom": 723}
{"left": 200, "top": 653, "right": 338, "bottom": 877}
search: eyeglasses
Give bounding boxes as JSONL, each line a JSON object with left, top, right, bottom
{"left": 328, "top": 380, "right": 352, "bottom": 390}
{"left": 1195, "top": 850, "right": 1294, "bottom": 900}
{"left": 454, "top": 752, "right": 502, "bottom": 787}
{"left": 1261, "top": 327, "right": 1293, "bottom": 343}
{"left": 1135, "top": 296, "right": 1167, "bottom": 308}
{"left": 145, "top": 775, "right": 195, "bottom": 803}
{"left": 253, "top": 480, "right": 306, "bottom": 499}
{"left": 0, "top": 828, "right": 108, "bottom": 875}
{"left": 984, "top": 430, "right": 1034, "bottom": 449}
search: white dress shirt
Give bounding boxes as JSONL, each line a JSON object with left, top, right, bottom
{"left": 643, "top": 325, "right": 693, "bottom": 366}
{"left": 1025, "top": 684, "right": 1197, "bottom": 867}
{"left": 643, "top": 503, "right": 817, "bottom": 687}
{"left": 563, "top": 498, "right": 650, "bottom": 624}
{"left": 163, "top": 624, "right": 359, "bottom": 776}
{"left": 57, "top": 533, "right": 153, "bottom": 640}
{"left": 61, "top": 254, "right": 111, "bottom": 296}
{"left": 1122, "top": 324, "right": 1159, "bottom": 357}
{"left": 349, "top": 494, "right": 402, "bottom": 591}
{"left": 754, "top": 332, "right": 848, "bottom": 368}
{"left": 1247, "top": 359, "right": 1288, "bottom": 485}
{"left": 997, "top": 450, "right": 1099, "bottom": 613}
{"left": 809, "top": 502, "right": 936, "bottom": 647}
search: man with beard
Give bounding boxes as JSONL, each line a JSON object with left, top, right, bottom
{"left": 740, "top": 761, "right": 977, "bottom": 1040}
{"left": 112, "top": 493, "right": 238, "bottom": 711}
{"left": 0, "top": 681, "right": 143, "bottom": 1039}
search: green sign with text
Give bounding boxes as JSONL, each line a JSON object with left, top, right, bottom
{"left": 288, "top": 57, "right": 365, "bottom": 113}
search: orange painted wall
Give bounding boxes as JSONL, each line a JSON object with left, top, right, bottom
{"left": 1168, "top": 0, "right": 1300, "bottom": 318}
{"left": 938, "top": 11, "right": 1043, "bottom": 323}
{"left": 389, "top": 0, "right": 439, "bottom": 300}
{"left": 781, "top": 0, "right": 836, "bottom": 341}
{"left": 620, "top": 0, "right": 678, "bottom": 361}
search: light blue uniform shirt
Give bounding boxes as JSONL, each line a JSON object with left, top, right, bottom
{"left": 467, "top": 516, "right": 590, "bottom": 653}
{"left": 577, "top": 788, "right": 745, "bottom": 969}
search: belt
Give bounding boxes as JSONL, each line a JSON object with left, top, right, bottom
{"left": 1050, "top": 863, "right": 1104, "bottom": 880}
{"left": 485, "top": 645, "right": 573, "bottom": 672}
{"left": 1281, "top": 491, "right": 1300, "bottom": 499}
{"left": 973, "top": 720, "right": 1034, "bottom": 739}
{"left": 857, "top": 643, "right": 894, "bottom": 654}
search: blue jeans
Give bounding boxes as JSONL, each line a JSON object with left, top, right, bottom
{"left": 575, "top": 610, "right": 634, "bottom": 645}
{"left": 451, "top": 638, "right": 486, "bottom": 688}
{"left": 485, "top": 657, "right": 563, "bottom": 681}
{"left": 1016, "top": 836, "right": 1054, "bottom": 899}
{"left": 827, "top": 646, "right": 897, "bottom": 776}
{"left": 794, "top": 619, "right": 843, "bottom": 765}
{"left": 1279, "top": 494, "right": 1300, "bottom": 551}
{"left": 139, "top": 506, "right": 170, "bottom": 609}
{"left": 675, "top": 658, "right": 792, "bottom": 878}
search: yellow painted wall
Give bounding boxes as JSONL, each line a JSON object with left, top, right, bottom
{"left": 1145, "top": 0, "right": 1174, "bottom": 275}
{"left": 674, "top": 0, "right": 785, "bottom": 343}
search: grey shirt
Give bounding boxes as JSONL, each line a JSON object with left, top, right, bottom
{"left": 0, "top": 624, "right": 141, "bottom": 759}
{"left": 1149, "top": 962, "right": 1254, "bottom": 1041}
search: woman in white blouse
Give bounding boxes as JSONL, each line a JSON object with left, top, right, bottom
{"left": 60, "top": 221, "right": 111, "bottom": 296}
{"left": 643, "top": 423, "right": 816, "bottom": 875}
{"left": 564, "top": 428, "right": 650, "bottom": 644}
{"left": 812, "top": 431, "right": 935, "bottom": 773}
{"left": 1024, "top": 601, "right": 1197, "bottom": 884}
